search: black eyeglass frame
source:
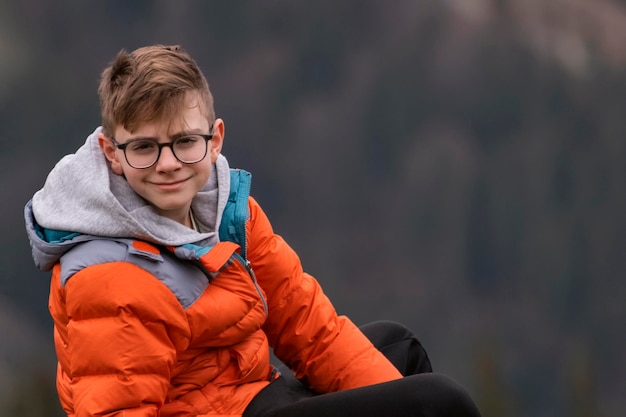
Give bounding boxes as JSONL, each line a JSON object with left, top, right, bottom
{"left": 109, "top": 126, "right": 214, "bottom": 169}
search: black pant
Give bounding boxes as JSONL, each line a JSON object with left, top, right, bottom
{"left": 244, "top": 321, "right": 481, "bottom": 417}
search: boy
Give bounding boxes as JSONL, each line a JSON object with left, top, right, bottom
{"left": 25, "top": 45, "right": 481, "bottom": 417}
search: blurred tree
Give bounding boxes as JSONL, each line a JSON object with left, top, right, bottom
{"left": 1, "top": 1, "right": 625, "bottom": 416}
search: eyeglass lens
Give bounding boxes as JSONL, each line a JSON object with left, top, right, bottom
{"left": 125, "top": 135, "right": 208, "bottom": 168}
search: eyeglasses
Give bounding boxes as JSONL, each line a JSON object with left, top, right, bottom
{"left": 110, "top": 126, "right": 214, "bottom": 169}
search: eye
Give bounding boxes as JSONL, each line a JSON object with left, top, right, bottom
{"left": 129, "top": 140, "right": 157, "bottom": 153}
{"left": 175, "top": 135, "right": 200, "bottom": 148}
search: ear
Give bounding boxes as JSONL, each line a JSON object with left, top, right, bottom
{"left": 98, "top": 132, "right": 124, "bottom": 175}
{"left": 209, "top": 118, "right": 225, "bottom": 163}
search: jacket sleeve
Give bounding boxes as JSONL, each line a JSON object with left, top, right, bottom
{"left": 51, "top": 261, "right": 191, "bottom": 417}
{"left": 245, "top": 197, "right": 402, "bottom": 393}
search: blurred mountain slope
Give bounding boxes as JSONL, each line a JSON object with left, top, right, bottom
{"left": 1, "top": 1, "right": 624, "bottom": 416}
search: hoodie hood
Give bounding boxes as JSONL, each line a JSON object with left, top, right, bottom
{"left": 25, "top": 126, "right": 231, "bottom": 271}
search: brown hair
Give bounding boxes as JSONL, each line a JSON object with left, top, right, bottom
{"left": 98, "top": 45, "right": 214, "bottom": 136}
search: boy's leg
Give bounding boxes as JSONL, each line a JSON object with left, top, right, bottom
{"left": 244, "top": 322, "right": 440, "bottom": 417}
{"left": 359, "top": 320, "right": 433, "bottom": 375}
{"left": 261, "top": 373, "right": 481, "bottom": 417}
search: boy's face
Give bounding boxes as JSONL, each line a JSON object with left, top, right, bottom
{"left": 99, "top": 93, "right": 223, "bottom": 227}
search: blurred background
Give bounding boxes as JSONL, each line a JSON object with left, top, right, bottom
{"left": 1, "top": 1, "right": 625, "bottom": 416}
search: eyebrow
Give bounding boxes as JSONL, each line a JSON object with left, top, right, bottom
{"left": 124, "top": 128, "right": 206, "bottom": 142}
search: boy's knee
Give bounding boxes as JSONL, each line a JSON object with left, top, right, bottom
{"left": 360, "top": 320, "right": 415, "bottom": 346}
{"left": 360, "top": 321, "right": 432, "bottom": 375}
{"left": 427, "top": 374, "right": 482, "bottom": 417}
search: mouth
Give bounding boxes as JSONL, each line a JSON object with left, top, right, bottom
{"left": 153, "top": 178, "right": 189, "bottom": 191}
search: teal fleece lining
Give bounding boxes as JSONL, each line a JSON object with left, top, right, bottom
{"left": 35, "top": 223, "right": 80, "bottom": 243}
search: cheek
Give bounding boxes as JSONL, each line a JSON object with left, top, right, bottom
{"left": 192, "top": 163, "right": 212, "bottom": 188}
{"left": 122, "top": 171, "right": 145, "bottom": 194}
{"left": 200, "top": 163, "right": 213, "bottom": 183}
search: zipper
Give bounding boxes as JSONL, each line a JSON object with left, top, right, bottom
{"left": 234, "top": 170, "right": 251, "bottom": 260}
{"left": 233, "top": 252, "right": 268, "bottom": 316}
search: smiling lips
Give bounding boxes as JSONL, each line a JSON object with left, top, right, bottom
{"left": 153, "top": 178, "right": 189, "bottom": 190}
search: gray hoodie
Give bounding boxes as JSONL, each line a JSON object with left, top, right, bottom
{"left": 25, "top": 126, "right": 231, "bottom": 271}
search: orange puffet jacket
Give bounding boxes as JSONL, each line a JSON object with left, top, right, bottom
{"left": 46, "top": 196, "right": 402, "bottom": 417}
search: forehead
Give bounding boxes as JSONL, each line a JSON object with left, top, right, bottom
{"left": 115, "top": 94, "right": 210, "bottom": 139}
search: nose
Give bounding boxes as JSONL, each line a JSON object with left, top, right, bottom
{"left": 155, "top": 145, "right": 181, "bottom": 171}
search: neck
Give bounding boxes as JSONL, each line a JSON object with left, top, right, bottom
{"left": 189, "top": 208, "right": 198, "bottom": 231}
